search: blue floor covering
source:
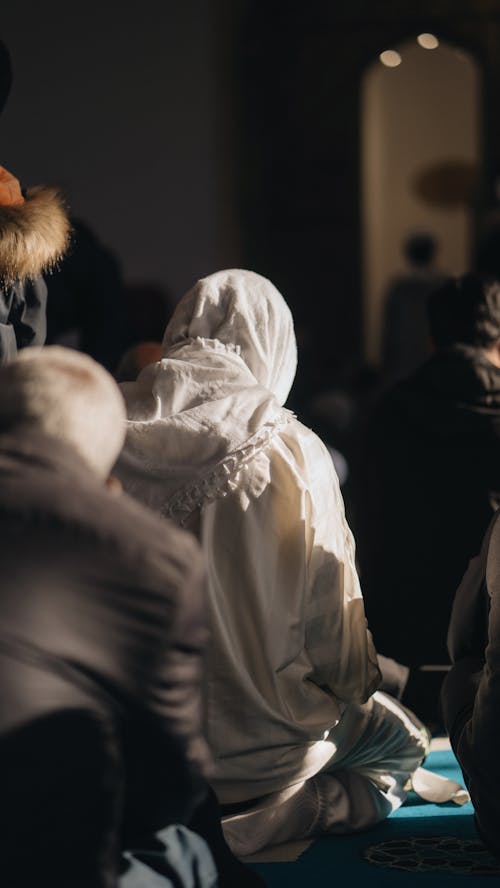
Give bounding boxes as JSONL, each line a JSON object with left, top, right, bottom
{"left": 251, "top": 749, "right": 500, "bottom": 886}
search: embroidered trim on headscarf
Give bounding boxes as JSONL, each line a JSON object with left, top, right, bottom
{"left": 166, "top": 336, "right": 242, "bottom": 359}
{"left": 162, "top": 409, "right": 294, "bottom": 524}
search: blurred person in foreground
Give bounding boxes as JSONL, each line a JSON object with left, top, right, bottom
{"left": 353, "top": 274, "right": 500, "bottom": 725}
{"left": 442, "top": 506, "right": 500, "bottom": 860}
{"left": 0, "top": 346, "right": 260, "bottom": 888}
{"left": 115, "top": 269, "right": 429, "bottom": 856}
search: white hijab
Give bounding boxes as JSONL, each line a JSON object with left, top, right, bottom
{"left": 117, "top": 269, "right": 297, "bottom": 520}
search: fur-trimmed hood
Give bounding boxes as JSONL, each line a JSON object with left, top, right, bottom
{"left": 0, "top": 186, "right": 71, "bottom": 285}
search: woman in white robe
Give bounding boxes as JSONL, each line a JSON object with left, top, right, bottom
{"left": 115, "top": 269, "right": 429, "bottom": 854}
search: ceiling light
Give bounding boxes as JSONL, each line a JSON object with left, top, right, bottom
{"left": 417, "top": 33, "right": 439, "bottom": 50}
{"left": 379, "top": 50, "right": 402, "bottom": 68}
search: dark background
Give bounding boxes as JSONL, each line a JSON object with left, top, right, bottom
{"left": 2, "top": 0, "right": 500, "bottom": 395}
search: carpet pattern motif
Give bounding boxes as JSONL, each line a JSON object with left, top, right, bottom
{"left": 362, "top": 836, "right": 500, "bottom": 877}
{"left": 250, "top": 745, "right": 499, "bottom": 886}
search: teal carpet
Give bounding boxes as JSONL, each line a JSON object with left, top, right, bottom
{"left": 250, "top": 750, "right": 500, "bottom": 886}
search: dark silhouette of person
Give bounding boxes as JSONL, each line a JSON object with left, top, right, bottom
{"left": 381, "top": 232, "right": 445, "bottom": 383}
{"left": 46, "top": 226, "right": 176, "bottom": 375}
{"left": 45, "top": 217, "right": 128, "bottom": 371}
{"left": 353, "top": 274, "right": 500, "bottom": 724}
{"left": 442, "top": 507, "right": 500, "bottom": 859}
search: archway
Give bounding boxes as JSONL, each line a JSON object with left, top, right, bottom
{"left": 361, "top": 36, "right": 480, "bottom": 365}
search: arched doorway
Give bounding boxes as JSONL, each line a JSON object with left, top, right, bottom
{"left": 361, "top": 36, "right": 480, "bottom": 365}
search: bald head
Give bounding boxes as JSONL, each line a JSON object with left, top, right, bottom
{"left": 0, "top": 347, "right": 126, "bottom": 477}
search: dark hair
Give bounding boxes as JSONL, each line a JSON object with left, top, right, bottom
{"left": 404, "top": 233, "right": 437, "bottom": 267}
{"left": 427, "top": 274, "right": 500, "bottom": 349}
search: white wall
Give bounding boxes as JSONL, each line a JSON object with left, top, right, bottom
{"left": 0, "top": 1, "right": 239, "bottom": 299}
{"left": 361, "top": 39, "right": 480, "bottom": 363}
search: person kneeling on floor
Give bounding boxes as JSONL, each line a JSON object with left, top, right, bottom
{"left": 116, "top": 268, "right": 430, "bottom": 856}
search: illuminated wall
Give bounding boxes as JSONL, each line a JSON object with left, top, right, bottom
{"left": 362, "top": 38, "right": 480, "bottom": 363}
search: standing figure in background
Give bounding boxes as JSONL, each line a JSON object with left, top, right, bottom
{"left": 116, "top": 268, "right": 428, "bottom": 857}
{"left": 381, "top": 232, "right": 444, "bottom": 383}
{"left": 0, "top": 40, "right": 70, "bottom": 363}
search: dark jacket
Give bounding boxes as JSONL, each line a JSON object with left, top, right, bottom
{"left": 45, "top": 218, "right": 128, "bottom": 371}
{"left": 0, "top": 430, "right": 210, "bottom": 887}
{"left": 0, "top": 277, "right": 47, "bottom": 360}
{"left": 352, "top": 345, "right": 500, "bottom": 666}
{"left": 0, "top": 186, "right": 70, "bottom": 362}
{"left": 442, "top": 509, "right": 500, "bottom": 860}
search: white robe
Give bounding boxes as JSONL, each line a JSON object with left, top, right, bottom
{"left": 199, "top": 418, "right": 380, "bottom": 801}
{"left": 115, "top": 269, "right": 382, "bottom": 804}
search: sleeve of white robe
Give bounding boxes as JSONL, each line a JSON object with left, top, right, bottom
{"left": 290, "top": 424, "right": 381, "bottom": 703}
{"left": 218, "top": 421, "right": 381, "bottom": 710}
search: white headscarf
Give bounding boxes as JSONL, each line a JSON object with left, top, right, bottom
{"left": 116, "top": 269, "right": 297, "bottom": 520}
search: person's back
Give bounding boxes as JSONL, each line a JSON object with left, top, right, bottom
{"left": 189, "top": 418, "right": 375, "bottom": 801}
{"left": 0, "top": 348, "right": 211, "bottom": 888}
{"left": 117, "top": 269, "right": 429, "bottom": 856}
{"left": 442, "top": 508, "right": 500, "bottom": 860}
{"left": 354, "top": 275, "right": 500, "bottom": 676}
